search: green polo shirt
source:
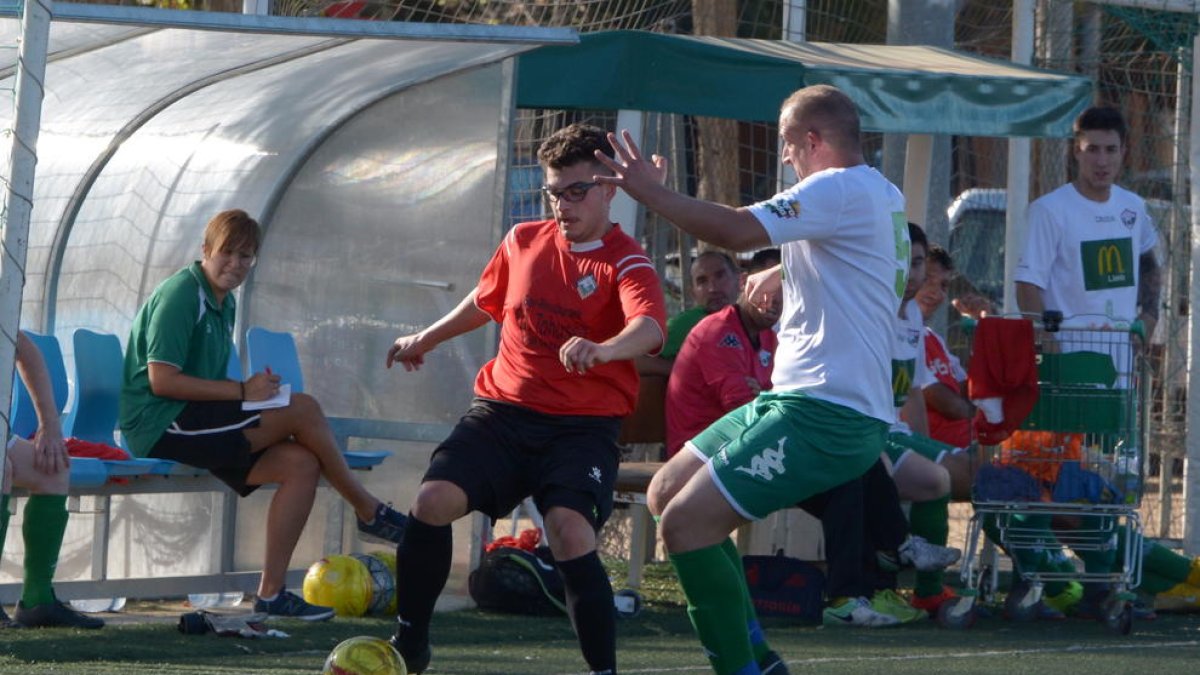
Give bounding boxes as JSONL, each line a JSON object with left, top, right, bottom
{"left": 661, "top": 305, "right": 708, "bottom": 359}
{"left": 119, "top": 262, "right": 236, "bottom": 457}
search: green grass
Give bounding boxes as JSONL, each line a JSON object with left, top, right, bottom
{"left": 2, "top": 563, "right": 1200, "bottom": 674}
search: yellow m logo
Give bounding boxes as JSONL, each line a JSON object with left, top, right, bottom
{"left": 893, "top": 365, "right": 912, "bottom": 396}
{"left": 1097, "top": 245, "right": 1124, "bottom": 275}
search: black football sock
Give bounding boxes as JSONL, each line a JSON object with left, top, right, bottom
{"left": 394, "top": 514, "right": 453, "bottom": 651}
{"left": 557, "top": 550, "right": 616, "bottom": 673}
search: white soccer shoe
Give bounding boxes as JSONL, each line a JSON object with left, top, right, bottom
{"left": 898, "top": 535, "right": 962, "bottom": 572}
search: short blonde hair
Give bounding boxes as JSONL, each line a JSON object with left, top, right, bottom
{"left": 203, "top": 209, "right": 261, "bottom": 254}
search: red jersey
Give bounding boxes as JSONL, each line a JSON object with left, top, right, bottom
{"left": 473, "top": 219, "right": 666, "bottom": 417}
{"left": 665, "top": 304, "right": 778, "bottom": 457}
{"left": 923, "top": 327, "right": 971, "bottom": 448}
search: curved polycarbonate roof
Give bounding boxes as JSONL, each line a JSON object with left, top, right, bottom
{"left": 0, "top": 9, "right": 570, "bottom": 338}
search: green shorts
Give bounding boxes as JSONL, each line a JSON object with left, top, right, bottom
{"left": 688, "top": 391, "right": 887, "bottom": 520}
{"left": 884, "top": 431, "right": 954, "bottom": 470}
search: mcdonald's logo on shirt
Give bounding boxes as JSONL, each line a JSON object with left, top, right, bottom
{"left": 1080, "top": 238, "right": 1134, "bottom": 291}
{"left": 891, "top": 358, "right": 914, "bottom": 408}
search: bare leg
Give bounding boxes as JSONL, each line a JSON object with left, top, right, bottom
{"left": 940, "top": 450, "right": 975, "bottom": 502}
{"left": 7, "top": 439, "right": 69, "bottom": 495}
{"left": 543, "top": 507, "right": 598, "bottom": 560}
{"left": 891, "top": 453, "right": 951, "bottom": 502}
{"left": 646, "top": 450, "right": 705, "bottom": 517}
{"left": 244, "top": 393, "right": 378, "bottom": 522}
{"left": 245, "top": 442, "right": 320, "bottom": 597}
{"left": 660, "top": 468, "right": 748, "bottom": 555}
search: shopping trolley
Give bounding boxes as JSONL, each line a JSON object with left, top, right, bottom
{"left": 944, "top": 312, "right": 1146, "bottom": 634}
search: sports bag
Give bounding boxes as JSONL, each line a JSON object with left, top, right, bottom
{"left": 742, "top": 551, "right": 825, "bottom": 622}
{"left": 469, "top": 545, "right": 567, "bottom": 616}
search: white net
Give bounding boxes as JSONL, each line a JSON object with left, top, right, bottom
{"left": 1, "top": 0, "right": 21, "bottom": 229}
{"left": 1, "top": 0, "right": 28, "bottom": 441}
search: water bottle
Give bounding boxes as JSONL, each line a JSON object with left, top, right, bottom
{"left": 187, "top": 591, "right": 245, "bottom": 609}
{"left": 68, "top": 597, "right": 125, "bottom": 613}
{"left": 1116, "top": 444, "right": 1141, "bottom": 505}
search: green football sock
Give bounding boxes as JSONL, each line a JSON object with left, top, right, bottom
{"left": 1073, "top": 515, "right": 1117, "bottom": 575}
{"left": 910, "top": 495, "right": 949, "bottom": 598}
{"left": 0, "top": 494, "right": 10, "bottom": 556}
{"left": 1141, "top": 541, "right": 1192, "bottom": 585}
{"left": 984, "top": 513, "right": 1053, "bottom": 583}
{"left": 670, "top": 544, "right": 756, "bottom": 675}
{"left": 1138, "top": 569, "right": 1176, "bottom": 595}
{"left": 21, "top": 494, "right": 68, "bottom": 607}
{"left": 718, "top": 537, "right": 770, "bottom": 663}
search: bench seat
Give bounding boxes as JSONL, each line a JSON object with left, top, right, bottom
{"left": 66, "top": 452, "right": 391, "bottom": 489}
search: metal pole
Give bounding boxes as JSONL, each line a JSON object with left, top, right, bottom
{"left": 1, "top": 0, "right": 52, "bottom": 459}
{"left": 1183, "top": 32, "right": 1200, "bottom": 555}
{"left": 1003, "top": 0, "right": 1035, "bottom": 314}
{"left": 777, "top": 1, "right": 804, "bottom": 191}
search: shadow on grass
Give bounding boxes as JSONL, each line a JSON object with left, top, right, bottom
{"left": 4, "top": 563, "right": 1200, "bottom": 673}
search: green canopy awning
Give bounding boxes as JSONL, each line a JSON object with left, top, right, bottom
{"left": 517, "top": 31, "right": 1092, "bottom": 138}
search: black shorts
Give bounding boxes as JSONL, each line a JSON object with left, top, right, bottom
{"left": 424, "top": 398, "right": 621, "bottom": 530}
{"left": 148, "top": 400, "right": 263, "bottom": 497}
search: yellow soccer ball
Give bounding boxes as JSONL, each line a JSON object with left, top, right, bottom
{"left": 353, "top": 553, "right": 395, "bottom": 615}
{"left": 303, "top": 554, "right": 373, "bottom": 617}
{"left": 369, "top": 550, "right": 398, "bottom": 614}
{"left": 323, "top": 635, "right": 408, "bottom": 675}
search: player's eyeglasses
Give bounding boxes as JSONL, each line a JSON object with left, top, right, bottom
{"left": 541, "top": 182, "right": 599, "bottom": 204}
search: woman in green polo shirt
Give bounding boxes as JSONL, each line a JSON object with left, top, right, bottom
{"left": 119, "top": 209, "right": 406, "bottom": 621}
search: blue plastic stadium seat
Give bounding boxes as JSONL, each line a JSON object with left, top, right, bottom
{"left": 246, "top": 326, "right": 391, "bottom": 468}
{"left": 68, "top": 458, "right": 111, "bottom": 489}
{"left": 64, "top": 329, "right": 125, "bottom": 447}
{"left": 343, "top": 451, "right": 390, "bottom": 470}
{"left": 101, "top": 458, "right": 170, "bottom": 480}
{"left": 9, "top": 330, "right": 70, "bottom": 440}
{"left": 246, "top": 327, "right": 305, "bottom": 392}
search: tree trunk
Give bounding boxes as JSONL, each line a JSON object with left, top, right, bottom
{"left": 691, "top": 0, "right": 741, "bottom": 251}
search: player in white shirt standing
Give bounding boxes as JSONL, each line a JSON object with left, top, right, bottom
{"left": 1015, "top": 105, "right": 1160, "bottom": 334}
{"left": 1014, "top": 105, "right": 1161, "bottom": 618}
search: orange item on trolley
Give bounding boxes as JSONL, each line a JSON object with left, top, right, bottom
{"left": 996, "top": 430, "right": 1083, "bottom": 487}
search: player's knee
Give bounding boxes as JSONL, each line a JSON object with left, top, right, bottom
{"left": 282, "top": 448, "right": 321, "bottom": 485}
{"left": 646, "top": 472, "right": 675, "bottom": 517}
{"left": 543, "top": 510, "right": 596, "bottom": 560}
{"left": 934, "top": 463, "right": 952, "bottom": 498}
{"left": 647, "top": 455, "right": 701, "bottom": 517}
{"left": 289, "top": 392, "right": 324, "bottom": 418}
{"left": 410, "top": 481, "right": 466, "bottom": 526}
{"left": 658, "top": 505, "right": 692, "bottom": 552}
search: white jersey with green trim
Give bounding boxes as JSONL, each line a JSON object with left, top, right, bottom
{"left": 748, "top": 164, "right": 907, "bottom": 424}
{"left": 1015, "top": 182, "right": 1158, "bottom": 328}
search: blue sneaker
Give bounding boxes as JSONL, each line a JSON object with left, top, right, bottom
{"left": 358, "top": 503, "right": 407, "bottom": 545}
{"left": 253, "top": 588, "right": 334, "bottom": 621}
